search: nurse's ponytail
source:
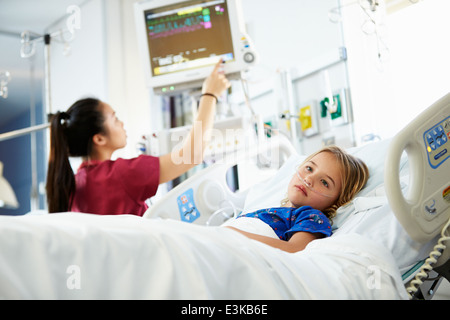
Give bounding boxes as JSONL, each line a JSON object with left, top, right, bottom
{"left": 46, "top": 111, "right": 75, "bottom": 212}
{"left": 46, "top": 98, "right": 103, "bottom": 212}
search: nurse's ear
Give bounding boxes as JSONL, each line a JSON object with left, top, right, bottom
{"left": 92, "top": 133, "right": 107, "bottom": 146}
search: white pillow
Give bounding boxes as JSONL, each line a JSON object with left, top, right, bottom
{"left": 333, "top": 200, "right": 436, "bottom": 273}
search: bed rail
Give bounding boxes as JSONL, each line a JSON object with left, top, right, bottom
{"left": 144, "top": 133, "right": 297, "bottom": 224}
{"left": 385, "top": 92, "right": 450, "bottom": 299}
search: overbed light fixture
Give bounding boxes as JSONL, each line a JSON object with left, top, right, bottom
{"left": 0, "top": 161, "right": 19, "bottom": 209}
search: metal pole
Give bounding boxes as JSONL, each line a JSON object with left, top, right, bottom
{"left": 29, "top": 59, "right": 39, "bottom": 211}
{"left": 0, "top": 123, "right": 50, "bottom": 142}
{"left": 44, "top": 34, "right": 52, "bottom": 115}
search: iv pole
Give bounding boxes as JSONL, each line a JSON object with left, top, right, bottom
{"left": 44, "top": 34, "right": 52, "bottom": 115}
{"left": 0, "top": 8, "right": 80, "bottom": 212}
{"left": 0, "top": 31, "right": 63, "bottom": 143}
{"left": 0, "top": 7, "right": 80, "bottom": 142}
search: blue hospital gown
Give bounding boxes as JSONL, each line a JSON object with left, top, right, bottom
{"left": 238, "top": 206, "right": 332, "bottom": 241}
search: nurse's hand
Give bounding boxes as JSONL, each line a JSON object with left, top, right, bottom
{"left": 202, "top": 59, "right": 230, "bottom": 98}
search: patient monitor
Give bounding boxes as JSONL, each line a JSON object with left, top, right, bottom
{"left": 385, "top": 93, "right": 450, "bottom": 244}
{"left": 134, "top": 0, "right": 257, "bottom": 94}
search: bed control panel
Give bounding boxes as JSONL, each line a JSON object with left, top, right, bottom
{"left": 385, "top": 93, "right": 450, "bottom": 243}
{"left": 424, "top": 116, "right": 450, "bottom": 169}
{"left": 177, "top": 188, "right": 200, "bottom": 223}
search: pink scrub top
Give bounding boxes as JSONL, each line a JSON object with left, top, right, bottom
{"left": 71, "top": 155, "right": 160, "bottom": 216}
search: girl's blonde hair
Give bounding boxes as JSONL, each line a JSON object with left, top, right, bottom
{"left": 281, "top": 146, "right": 369, "bottom": 222}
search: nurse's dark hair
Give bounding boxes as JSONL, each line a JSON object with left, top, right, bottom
{"left": 46, "top": 98, "right": 104, "bottom": 213}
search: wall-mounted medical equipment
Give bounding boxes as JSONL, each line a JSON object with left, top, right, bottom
{"left": 146, "top": 116, "right": 254, "bottom": 162}
{"left": 0, "top": 162, "right": 19, "bottom": 209}
{"left": 299, "top": 103, "right": 319, "bottom": 137}
{"left": 0, "top": 71, "right": 11, "bottom": 99}
{"left": 280, "top": 102, "right": 320, "bottom": 138}
{"left": 320, "top": 88, "right": 350, "bottom": 127}
{"left": 317, "top": 70, "right": 350, "bottom": 126}
{"left": 279, "top": 87, "right": 351, "bottom": 141}
{"left": 319, "top": 70, "right": 337, "bottom": 114}
{"left": 134, "top": 0, "right": 257, "bottom": 94}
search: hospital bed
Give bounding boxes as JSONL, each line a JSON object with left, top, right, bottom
{"left": 0, "top": 94, "right": 449, "bottom": 300}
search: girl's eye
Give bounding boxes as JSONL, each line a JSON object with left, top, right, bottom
{"left": 321, "top": 179, "right": 329, "bottom": 188}
{"left": 305, "top": 166, "right": 312, "bottom": 172}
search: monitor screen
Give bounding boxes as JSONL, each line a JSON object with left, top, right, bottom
{"left": 135, "top": 0, "right": 256, "bottom": 94}
{"left": 145, "top": 0, "right": 234, "bottom": 78}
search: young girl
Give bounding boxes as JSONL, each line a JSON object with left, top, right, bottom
{"left": 225, "top": 146, "right": 369, "bottom": 253}
{"left": 46, "top": 60, "right": 230, "bottom": 215}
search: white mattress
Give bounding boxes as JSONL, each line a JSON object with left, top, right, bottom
{"left": 0, "top": 212, "right": 407, "bottom": 299}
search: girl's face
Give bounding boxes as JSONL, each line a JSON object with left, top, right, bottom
{"left": 286, "top": 151, "right": 342, "bottom": 211}
{"left": 99, "top": 102, "right": 127, "bottom": 151}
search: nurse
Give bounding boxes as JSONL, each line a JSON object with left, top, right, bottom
{"left": 46, "top": 59, "right": 230, "bottom": 215}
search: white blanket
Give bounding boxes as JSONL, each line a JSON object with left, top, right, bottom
{"left": 0, "top": 213, "right": 407, "bottom": 299}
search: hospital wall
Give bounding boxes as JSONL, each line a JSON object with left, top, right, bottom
{"left": 49, "top": 0, "right": 107, "bottom": 108}
{"left": 342, "top": 0, "right": 450, "bottom": 140}
{"left": 49, "top": 0, "right": 450, "bottom": 159}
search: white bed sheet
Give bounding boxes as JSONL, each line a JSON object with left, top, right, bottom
{"left": 0, "top": 212, "right": 407, "bottom": 299}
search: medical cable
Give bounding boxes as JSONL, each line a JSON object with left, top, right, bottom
{"left": 240, "top": 77, "right": 274, "bottom": 168}
{"left": 240, "top": 78, "right": 256, "bottom": 116}
{"left": 206, "top": 199, "right": 242, "bottom": 226}
{"left": 405, "top": 217, "right": 450, "bottom": 299}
